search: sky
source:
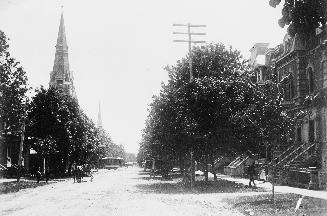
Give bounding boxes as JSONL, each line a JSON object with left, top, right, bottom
{"left": 0, "top": 0, "right": 285, "bottom": 154}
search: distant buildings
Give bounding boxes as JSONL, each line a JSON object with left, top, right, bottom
{"left": 250, "top": 26, "right": 327, "bottom": 189}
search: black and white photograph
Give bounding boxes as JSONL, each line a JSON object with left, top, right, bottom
{"left": 0, "top": 0, "right": 327, "bottom": 215}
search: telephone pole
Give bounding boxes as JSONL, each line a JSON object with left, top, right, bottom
{"left": 173, "top": 23, "right": 206, "bottom": 189}
{"left": 173, "top": 23, "right": 206, "bottom": 82}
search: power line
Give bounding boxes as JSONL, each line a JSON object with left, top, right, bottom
{"left": 173, "top": 23, "right": 206, "bottom": 82}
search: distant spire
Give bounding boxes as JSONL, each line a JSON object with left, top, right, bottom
{"left": 97, "top": 102, "right": 103, "bottom": 128}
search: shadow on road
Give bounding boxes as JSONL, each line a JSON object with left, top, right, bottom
{"left": 0, "top": 181, "right": 50, "bottom": 194}
{"left": 135, "top": 171, "right": 266, "bottom": 194}
{"left": 135, "top": 173, "right": 182, "bottom": 181}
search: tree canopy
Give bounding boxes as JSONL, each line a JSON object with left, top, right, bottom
{"left": 26, "top": 87, "right": 125, "bottom": 175}
{"left": 0, "top": 30, "right": 29, "bottom": 136}
{"left": 269, "top": 0, "right": 327, "bottom": 36}
{"left": 139, "top": 43, "right": 294, "bottom": 178}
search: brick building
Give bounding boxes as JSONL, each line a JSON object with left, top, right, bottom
{"left": 250, "top": 26, "right": 327, "bottom": 189}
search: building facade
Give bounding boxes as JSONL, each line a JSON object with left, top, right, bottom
{"left": 250, "top": 26, "right": 327, "bottom": 189}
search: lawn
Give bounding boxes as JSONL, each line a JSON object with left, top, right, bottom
{"left": 225, "top": 193, "right": 327, "bottom": 216}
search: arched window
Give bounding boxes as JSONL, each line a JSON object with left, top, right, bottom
{"left": 307, "top": 67, "right": 314, "bottom": 93}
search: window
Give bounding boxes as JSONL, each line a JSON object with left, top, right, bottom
{"left": 323, "top": 61, "right": 327, "bottom": 88}
{"left": 296, "top": 127, "right": 302, "bottom": 143}
{"left": 283, "top": 83, "right": 289, "bottom": 100}
{"left": 309, "top": 120, "right": 315, "bottom": 143}
{"left": 289, "top": 74, "right": 295, "bottom": 99}
{"left": 257, "top": 69, "right": 262, "bottom": 83}
{"left": 307, "top": 67, "right": 314, "bottom": 93}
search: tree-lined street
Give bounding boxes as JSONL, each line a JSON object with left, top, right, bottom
{"left": 1, "top": 1, "right": 327, "bottom": 215}
{"left": 0, "top": 168, "right": 247, "bottom": 216}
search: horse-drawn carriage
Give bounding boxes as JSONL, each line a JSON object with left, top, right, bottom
{"left": 73, "top": 164, "right": 93, "bottom": 183}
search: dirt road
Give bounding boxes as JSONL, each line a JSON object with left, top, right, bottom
{"left": 0, "top": 167, "right": 246, "bottom": 216}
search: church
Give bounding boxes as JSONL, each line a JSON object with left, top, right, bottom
{"left": 0, "top": 11, "right": 77, "bottom": 177}
{"left": 49, "top": 12, "right": 76, "bottom": 98}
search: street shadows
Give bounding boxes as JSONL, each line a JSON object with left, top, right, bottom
{"left": 136, "top": 172, "right": 266, "bottom": 194}
{"left": 0, "top": 180, "right": 50, "bottom": 194}
{"left": 136, "top": 172, "right": 182, "bottom": 181}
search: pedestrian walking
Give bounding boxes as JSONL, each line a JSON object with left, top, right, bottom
{"left": 76, "top": 166, "right": 82, "bottom": 183}
{"left": 72, "top": 164, "right": 77, "bottom": 183}
{"left": 36, "top": 168, "right": 42, "bottom": 183}
{"left": 247, "top": 162, "right": 256, "bottom": 187}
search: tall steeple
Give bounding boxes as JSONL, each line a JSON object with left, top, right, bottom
{"left": 49, "top": 11, "right": 76, "bottom": 98}
{"left": 97, "top": 102, "right": 103, "bottom": 129}
{"left": 56, "top": 12, "right": 68, "bottom": 52}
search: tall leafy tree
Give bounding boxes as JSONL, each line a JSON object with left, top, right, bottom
{"left": 140, "top": 43, "right": 261, "bottom": 179}
{"left": 140, "top": 43, "right": 295, "bottom": 182}
{"left": 0, "top": 30, "right": 29, "bottom": 165}
{"left": 26, "top": 87, "right": 77, "bottom": 174}
{"left": 269, "top": 0, "right": 327, "bottom": 36}
{"left": 26, "top": 86, "right": 125, "bottom": 175}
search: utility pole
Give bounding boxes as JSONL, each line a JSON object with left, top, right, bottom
{"left": 173, "top": 23, "right": 206, "bottom": 82}
{"left": 173, "top": 23, "right": 206, "bottom": 189}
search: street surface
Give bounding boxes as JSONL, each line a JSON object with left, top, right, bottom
{"left": 0, "top": 167, "right": 251, "bottom": 216}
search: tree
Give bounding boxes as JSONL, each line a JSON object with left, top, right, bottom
{"left": 26, "top": 87, "right": 77, "bottom": 174}
{"left": 140, "top": 43, "right": 263, "bottom": 180}
{"left": 0, "top": 30, "right": 29, "bottom": 175}
{"left": 26, "top": 86, "right": 125, "bottom": 175}
{"left": 125, "top": 153, "right": 136, "bottom": 162}
{"left": 269, "top": 0, "right": 327, "bottom": 36}
{"left": 140, "top": 43, "right": 296, "bottom": 185}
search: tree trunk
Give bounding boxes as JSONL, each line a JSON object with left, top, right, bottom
{"left": 204, "top": 154, "right": 209, "bottom": 182}
{"left": 190, "top": 148, "right": 195, "bottom": 189}
{"left": 210, "top": 153, "right": 217, "bottom": 181}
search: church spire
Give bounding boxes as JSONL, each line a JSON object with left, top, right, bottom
{"left": 97, "top": 102, "right": 103, "bottom": 129}
{"left": 49, "top": 11, "right": 76, "bottom": 98}
{"left": 56, "top": 12, "right": 68, "bottom": 51}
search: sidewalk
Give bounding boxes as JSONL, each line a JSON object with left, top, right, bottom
{"left": 215, "top": 173, "right": 327, "bottom": 200}
{"left": 0, "top": 178, "right": 18, "bottom": 183}
{"left": 0, "top": 177, "right": 68, "bottom": 184}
